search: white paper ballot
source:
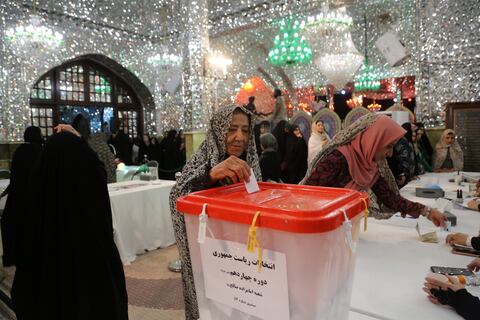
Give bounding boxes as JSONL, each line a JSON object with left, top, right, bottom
{"left": 244, "top": 168, "right": 260, "bottom": 194}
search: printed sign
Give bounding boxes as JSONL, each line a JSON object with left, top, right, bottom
{"left": 200, "top": 237, "right": 289, "bottom": 320}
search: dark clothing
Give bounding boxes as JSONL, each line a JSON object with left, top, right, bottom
{"left": 12, "top": 132, "right": 128, "bottom": 320}
{"left": 259, "top": 148, "right": 281, "bottom": 182}
{"left": 1, "top": 142, "right": 42, "bottom": 266}
{"left": 112, "top": 132, "right": 132, "bottom": 165}
{"left": 149, "top": 143, "right": 162, "bottom": 164}
{"left": 138, "top": 142, "right": 151, "bottom": 163}
{"left": 245, "top": 102, "right": 256, "bottom": 113}
{"left": 472, "top": 237, "right": 480, "bottom": 250}
{"left": 304, "top": 150, "right": 425, "bottom": 217}
{"left": 419, "top": 133, "right": 433, "bottom": 165}
{"left": 441, "top": 147, "right": 454, "bottom": 169}
{"left": 160, "top": 131, "right": 183, "bottom": 180}
{"left": 388, "top": 137, "right": 416, "bottom": 187}
{"left": 285, "top": 135, "right": 308, "bottom": 184}
{"left": 430, "top": 288, "right": 479, "bottom": 320}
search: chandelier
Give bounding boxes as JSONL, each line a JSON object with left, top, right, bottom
{"left": 308, "top": 6, "right": 363, "bottom": 89}
{"left": 367, "top": 101, "right": 382, "bottom": 112}
{"left": 5, "top": 15, "right": 63, "bottom": 49}
{"left": 355, "top": 63, "right": 383, "bottom": 92}
{"left": 268, "top": 16, "right": 313, "bottom": 66}
{"left": 147, "top": 51, "right": 182, "bottom": 66}
{"left": 306, "top": 3, "right": 353, "bottom": 31}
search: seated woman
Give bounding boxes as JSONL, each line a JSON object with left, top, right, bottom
{"left": 301, "top": 114, "right": 445, "bottom": 225}
{"left": 415, "top": 125, "right": 433, "bottom": 165}
{"left": 169, "top": 105, "right": 261, "bottom": 320}
{"left": 432, "top": 129, "right": 464, "bottom": 172}
{"left": 413, "top": 128, "right": 432, "bottom": 174}
{"left": 259, "top": 133, "right": 281, "bottom": 182}
{"left": 424, "top": 258, "right": 480, "bottom": 320}
{"left": 308, "top": 120, "right": 330, "bottom": 165}
{"left": 387, "top": 123, "right": 416, "bottom": 188}
{"left": 12, "top": 131, "right": 128, "bottom": 320}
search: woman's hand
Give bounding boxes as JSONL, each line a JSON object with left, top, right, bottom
{"left": 426, "top": 208, "right": 447, "bottom": 227}
{"left": 467, "top": 258, "right": 480, "bottom": 272}
{"left": 445, "top": 233, "right": 468, "bottom": 246}
{"left": 54, "top": 124, "right": 81, "bottom": 137}
{"left": 423, "top": 275, "right": 464, "bottom": 305}
{"left": 467, "top": 199, "right": 480, "bottom": 211}
{"left": 209, "top": 156, "right": 251, "bottom": 184}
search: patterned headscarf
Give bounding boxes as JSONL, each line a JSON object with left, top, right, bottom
{"left": 432, "top": 129, "right": 464, "bottom": 171}
{"left": 169, "top": 104, "right": 261, "bottom": 320}
{"left": 301, "top": 113, "right": 400, "bottom": 219}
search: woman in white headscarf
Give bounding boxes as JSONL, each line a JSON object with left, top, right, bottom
{"left": 169, "top": 105, "right": 261, "bottom": 320}
{"left": 432, "top": 129, "right": 464, "bottom": 172}
{"left": 308, "top": 119, "right": 331, "bottom": 165}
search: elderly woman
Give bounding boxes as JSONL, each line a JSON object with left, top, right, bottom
{"left": 301, "top": 114, "right": 445, "bottom": 226}
{"left": 432, "top": 129, "right": 464, "bottom": 172}
{"left": 308, "top": 120, "right": 331, "bottom": 165}
{"left": 169, "top": 105, "right": 261, "bottom": 320}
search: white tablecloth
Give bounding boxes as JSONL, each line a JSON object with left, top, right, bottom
{"left": 108, "top": 180, "right": 176, "bottom": 265}
{"left": 0, "top": 179, "right": 9, "bottom": 210}
{"left": 351, "top": 172, "right": 480, "bottom": 320}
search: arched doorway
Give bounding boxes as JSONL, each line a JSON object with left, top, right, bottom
{"left": 29, "top": 55, "right": 153, "bottom": 138}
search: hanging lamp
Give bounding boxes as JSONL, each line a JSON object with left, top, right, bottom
{"left": 268, "top": 16, "right": 313, "bottom": 66}
{"left": 5, "top": 0, "right": 63, "bottom": 50}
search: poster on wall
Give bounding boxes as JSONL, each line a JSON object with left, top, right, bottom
{"left": 200, "top": 237, "right": 289, "bottom": 320}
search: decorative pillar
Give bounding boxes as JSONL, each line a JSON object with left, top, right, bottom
{"left": 180, "top": 0, "right": 212, "bottom": 132}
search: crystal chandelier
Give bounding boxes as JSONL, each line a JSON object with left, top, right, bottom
{"left": 147, "top": 52, "right": 182, "bottom": 66}
{"left": 147, "top": 44, "right": 182, "bottom": 66}
{"left": 308, "top": 5, "right": 363, "bottom": 89}
{"left": 355, "top": 63, "right": 382, "bottom": 92}
{"left": 5, "top": 15, "right": 63, "bottom": 49}
{"left": 268, "top": 16, "right": 313, "bottom": 66}
{"left": 5, "top": 0, "right": 63, "bottom": 51}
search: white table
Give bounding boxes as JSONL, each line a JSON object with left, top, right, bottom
{"left": 0, "top": 179, "right": 9, "bottom": 210}
{"left": 350, "top": 172, "right": 480, "bottom": 320}
{"left": 0, "top": 179, "right": 8, "bottom": 256}
{"left": 108, "top": 180, "right": 176, "bottom": 265}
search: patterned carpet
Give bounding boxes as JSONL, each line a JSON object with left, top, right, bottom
{"left": 0, "top": 245, "right": 185, "bottom": 320}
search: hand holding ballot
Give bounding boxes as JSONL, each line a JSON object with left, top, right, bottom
{"left": 425, "top": 208, "right": 447, "bottom": 227}
{"left": 209, "top": 156, "right": 251, "bottom": 184}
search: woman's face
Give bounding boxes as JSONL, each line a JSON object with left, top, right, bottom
{"left": 226, "top": 111, "right": 250, "bottom": 157}
{"left": 444, "top": 133, "right": 455, "bottom": 145}
{"left": 417, "top": 129, "right": 424, "bottom": 140}
{"left": 412, "top": 132, "right": 417, "bottom": 142}
{"left": 143, "top": 135, "right": 149, "bottom": 144}
{"left": 150, "top": 138, "right": 156, "bottom": 145}
{"left": 293, "top": 127, "right": 302, "bottom": 138}
{"left": 374, "top": 141, "right": 396, "bottom": 162}
{"left": 313, "top": 121, "right": 324, "bottom": 134}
